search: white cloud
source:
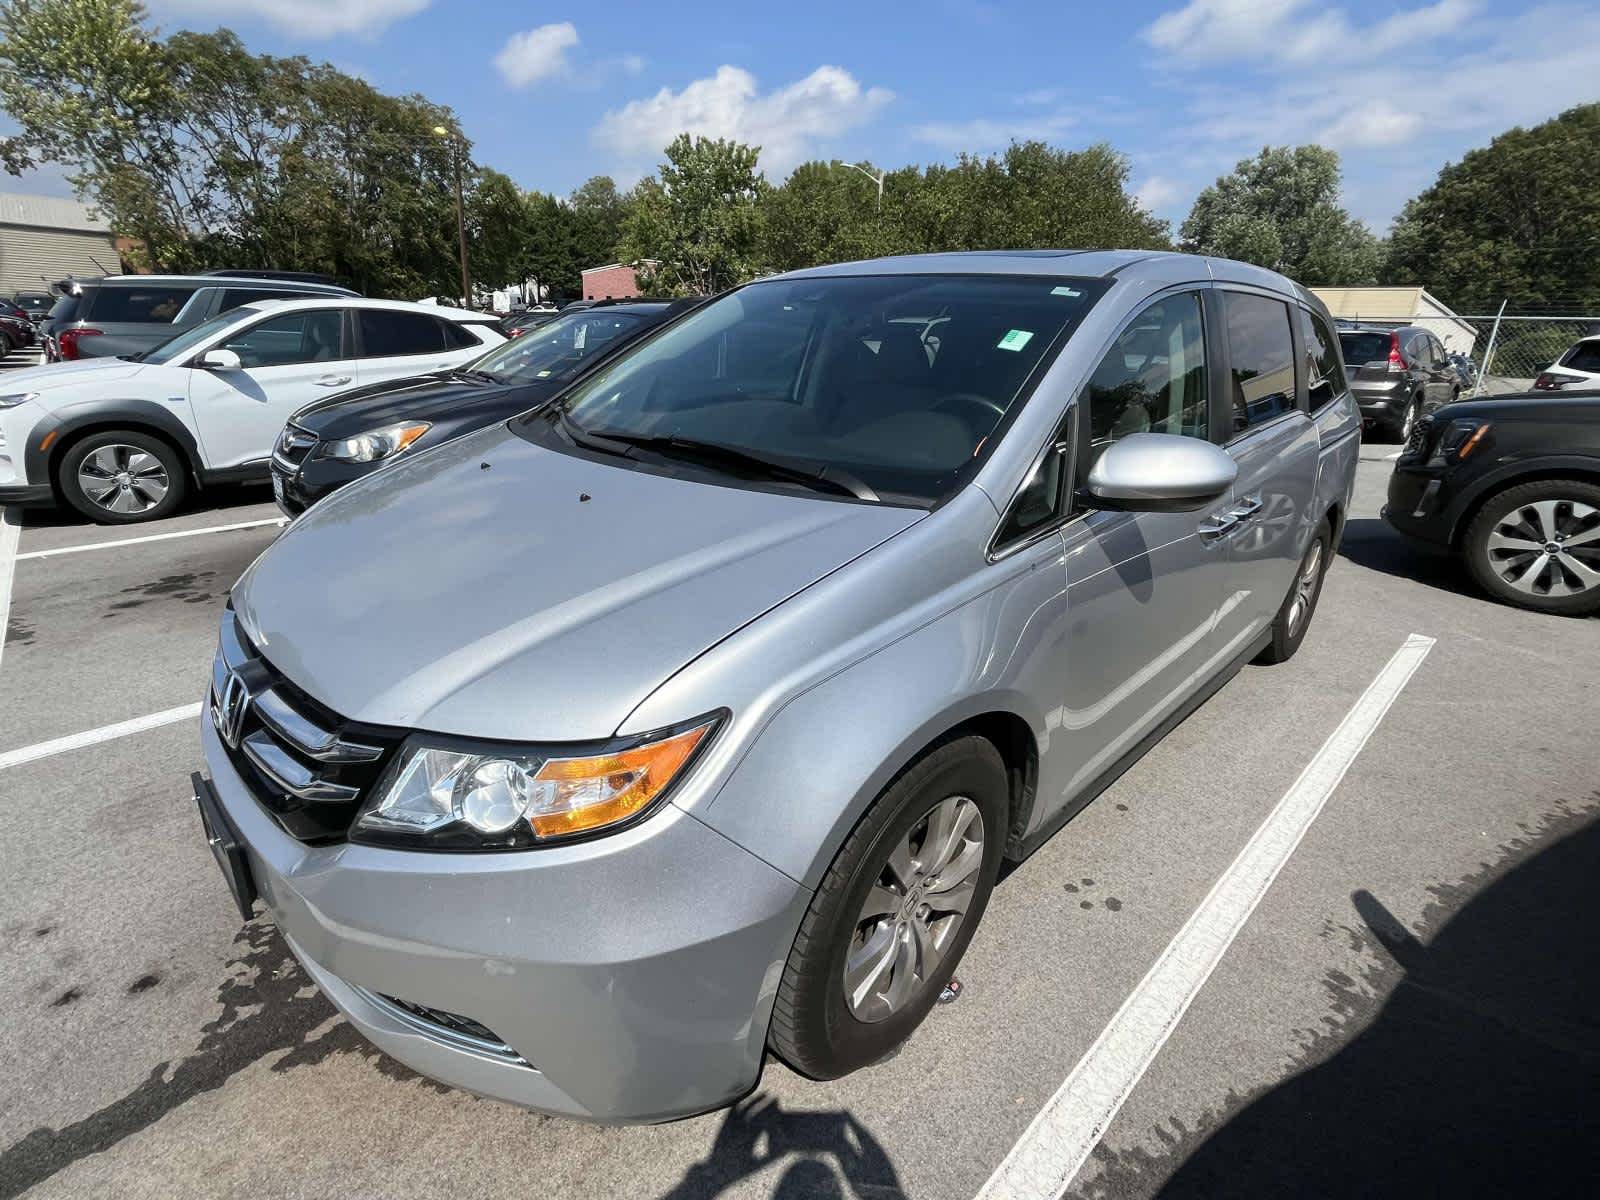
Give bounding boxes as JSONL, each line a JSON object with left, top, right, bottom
{"left": 494, "top": 23, "right": 579, "bottom": 89}
{"left": 150, "top": 0, "right": 430, "bottom": 38}
{"left": 1142, "top": 0, "right": 1478, "bottom": 66}
{"left": 593, "top": 65, "right": 893, "bottom": 178}
{"left": 1319, "top": 101, "right": 1424, "bottom": 149}
{"left": 1134, "top": 175, "right": 1183, "bottom": 214}
{"left": 911, "top": 111, "right": 1077, "bottom": 152}
{"left": 619, "top": 54, "right": 646, "bottom": 75}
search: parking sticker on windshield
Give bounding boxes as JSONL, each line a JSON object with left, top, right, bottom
{"left": 997, "top": 329, "right": 1035, "bottom": 352}
{"left": 1050, "top": 286, "right": 1082, "bottom": 297}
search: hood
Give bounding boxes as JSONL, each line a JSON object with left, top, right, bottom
{"left": 290, "top": 371, "right": 553, "bottom": 439}
{"left": 233, "top": 425, "right": 924, "bottom": 741}
{"left": 6, "top": 358, "right": 149, "bottom": 393}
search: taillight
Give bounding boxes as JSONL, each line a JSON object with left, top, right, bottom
{"left": 1387, "top": 333, "right": 1406, "bottom": 373}
{"left": 57, "top": 328, "right": 103, "bottom": 360}
{"left": 1533, "top": 372, "right": 1583, "bottom": 390}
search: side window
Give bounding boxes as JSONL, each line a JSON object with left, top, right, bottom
{"left": 1298, "top": 307, "right": 1345, "bottom": 412}
{"left": 1084, "top": 292, "right": 1209, "bottom": 459}
{"left": 358, "top": 310, "right": 448, "bottom": 357}
{"left": 221, "top": 310, "right": 345, "bottom": 368}
{"left": 995, "top": 414, "right": 1074, "bottom": 549}
{"left": 1407, "top": 334, "right": 1430, "bottom": 368}
{"left": 439, "top": 319, "right": 479, "bottom": 350}
{"left": 1222, "top": 292, "right": 1295, "bottom": 433}
{"left": 219, "top": 287, "right": 309, "bottom": 313}
{"left": 85, "top": 286, "right": 196, "bottom": 324}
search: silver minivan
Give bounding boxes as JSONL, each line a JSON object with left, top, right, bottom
{"left": 195, "top": 250, "right": 1358, "bottom": 1122}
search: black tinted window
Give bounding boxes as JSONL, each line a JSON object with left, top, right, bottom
{"left": 1298, "top": 308, "right": 1345, "bottom": 411}
{"left": 1223, "top": 292, "right": 1295, "bottom": 432}
{"left": 358, "top": 310, "right": 448, "bottom": 357}
{"left": 86, "top": 285, "right": 195, "bottom": 324}
{"left": 996, "top": 419, "right": 1073, "bottom": 547}
{"left": 1086, "top": 292, "right": 1209, "bottom": 455}
{"left": 1339, "top": 331, "right": 1390, "bottom": 366}
{"left": 1563, "top": 341, "right": 1600, "bottom": 373}
{"left": 219, "top": 287, "right": 311, "bottom": 312}
{"left": 222, "top": 310, "right": 344, "bottom": 368}
{"left": 440, "top": 320, "right": 480, "bottom": 349}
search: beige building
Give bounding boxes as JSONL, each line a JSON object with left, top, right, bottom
{"left": 0, "top": 191, "right": 121, "bottom": 295}
{"left": 1310, "top": 286, "right": 1478, "bottom": 356}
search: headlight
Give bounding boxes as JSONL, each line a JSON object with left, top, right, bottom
{"left": 1427, "top": 419, "right": 1492, "bottom": 466}
{"left": 318, "top": 421, "right": 431, "bottom": 463}
{"left": 352, "top": 716, "right": 720, "bottom": 849}
{"left": 0, "top": 391, "right": 39, "bottom": 409}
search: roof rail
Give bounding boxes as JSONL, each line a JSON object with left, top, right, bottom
{"left": 201, "top": 269, "right": 347, "bottom": 287}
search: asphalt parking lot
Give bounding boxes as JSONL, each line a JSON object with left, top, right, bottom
{"left": 2, "top": 451, "right": 1597, "bottom": 1200}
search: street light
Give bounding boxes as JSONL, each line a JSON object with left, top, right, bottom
{"left": 833, "top": 160, "right": 886, "bottom": 213}
{"left": 433, "top": 125, "right": 473, "bottom": 308}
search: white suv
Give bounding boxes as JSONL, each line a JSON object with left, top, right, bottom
{"left": 0, "top": 298, "right": 503, "bottom": 523}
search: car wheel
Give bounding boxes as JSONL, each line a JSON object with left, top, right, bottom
{"left": 1397, "top": 396, "right": 1422, "bottom": 443}
{"left": 768, "top": 735, "right": 1008, "bottom": 1079}
{"left": 1254, "top": 518, "right": 1332, "bottom": 664}
{"left": 58, "top": 431, "right": 187, "bottom": 524}
{"left": 1463, "top": 480, "right": 1600, "bottom": 616}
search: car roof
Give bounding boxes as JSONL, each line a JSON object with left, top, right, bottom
{"left": 234, "top": 296, "right": 486, "bottom": 323}
{"left": 57, "top": 273, "right": 356, "bottom": 295}
{"left": 1445, "top": 389, "right": 1600, "bottom": 417}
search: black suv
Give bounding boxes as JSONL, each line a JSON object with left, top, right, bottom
{"left": 42, "top": 271, "right": 357, "bottom": 362}
{"left": 1385, "top": 389, "right": 1600, "bottom": 615}
{"left": 1339, "top": 324, "right": 1462, "bottom": 441}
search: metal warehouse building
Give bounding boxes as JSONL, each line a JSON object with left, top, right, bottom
{"left": 0, "top": 191, "right": 121, "bottom": 295}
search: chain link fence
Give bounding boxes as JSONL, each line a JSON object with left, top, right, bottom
{"left": 1331, "top": 306, "right": 1600, "bottom": 395}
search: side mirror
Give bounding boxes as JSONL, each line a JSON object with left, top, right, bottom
{"left": 1082, "top": 432, "right": 1237, "bottom": 513}
{"left": 196, "top": 347, "right": 241, "bottom": 370}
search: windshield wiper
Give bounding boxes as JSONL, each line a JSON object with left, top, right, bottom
{"left": 578, "top": 426, "right": 879, "bottom": 502}
{"left": 449, "top": 367, "right": 502, "bottom": 384}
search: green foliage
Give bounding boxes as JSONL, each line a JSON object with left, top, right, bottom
{"left": 1180, "top": 146, "right": 1380, "bottom": 285}
{"left": 1385, "top": 104, "right": 1600, "bottom": 313}
{"left": 623, "top": 135, "right": 766, "bottom": 295}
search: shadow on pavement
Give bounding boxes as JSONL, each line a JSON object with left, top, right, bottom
{"left": 0, "top": 921, "right": 445, "bottom": 1200}
{"left": 661, "top": 1096, "right": 904, "bottom": 1200}
{"left": 12, "top": 481, "right": 273, "bottom": 530}
{"left": 1336, "top": 516, "right": 1481, "bottom": 600}
{"left": 1076, "top": 803, "right": 1600, "bottom": 1199}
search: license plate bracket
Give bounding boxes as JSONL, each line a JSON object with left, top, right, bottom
{"left": 192, "top": 772, "right": 258, "bottom": 923}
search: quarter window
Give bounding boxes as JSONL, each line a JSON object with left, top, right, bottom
{"left": 1084, "top": 292, "right": 1209, "bottom": 459}
{"left": 358, "top": 310, "right": 450, "bottom": 357}
{"left": 1222, "top": 292, "right": 1296, "bottom": 433}
{"left": 1298, "top": 307, "right": 1345, "bottom": 412}
{"left": 221, "top": 310, "right": 344, "bottom": 368}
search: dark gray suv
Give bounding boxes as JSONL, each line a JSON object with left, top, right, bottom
{"left": 1338, "top": 323, "right": 1462, "bottom": 441}
{"left": 42, "top": 272, "right": 357, "bottom": 362}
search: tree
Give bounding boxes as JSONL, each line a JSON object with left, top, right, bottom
{"left": 1385, "top": 103, "right": 1600, "bottom": 312}
{"left": 1180, "top": 146, "right": 1379, "bottom": 285}
{"left": 758, "top": 160, "right": 897, "bottom": 272}
{"left": 622, "top": 135, "right": 765, "bottom": 294}
{"left": 567, "top": 174, "right": 630, "bottom": 279}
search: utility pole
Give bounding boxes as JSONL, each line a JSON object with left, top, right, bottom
{"left": 435, "top": 125, "right": 473, "bottom": 308}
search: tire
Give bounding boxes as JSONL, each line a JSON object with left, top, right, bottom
{"left": 768, "top": 735, "right": 1009, "bottom": 1079}
{"left": 1463, "top": 479, "right": 1600, "bottom": 617}
{"left": 1395, "top": 395, "right": 1422, "bottom": 444}
{"left": 58, "top": 430, "right": 188, "bottom": 524}
{"left": 1254, "top": 518, "right": 1332, "bottom": 664}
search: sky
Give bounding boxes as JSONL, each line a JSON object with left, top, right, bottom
{"left": 13, "top": 0, "right": 1600, "bottom": 235}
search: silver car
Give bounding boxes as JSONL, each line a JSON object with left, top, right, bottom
{"left": 195, "top": 251, "right": 1358, "bottom": 1122}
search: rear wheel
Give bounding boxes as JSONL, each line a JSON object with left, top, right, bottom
{"left": 768, "top": 735, "right": 1007, "bottom": 1079}
{"left": 1396, "top": 395, "right": 1422, "bottom": 443}
{"left": 58, "top": 430, "right": 187, "bottom": 524}
{"left": 1463, "top": 480, "right": 1600, "bottom": 616}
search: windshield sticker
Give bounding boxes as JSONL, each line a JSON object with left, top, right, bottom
{"left": 536, "top": 369, "right": 552, "bottom": 377}
{"left": 1050, "top": 286, "right": 1082, "bottom": 298}
{"left": 997, "top": 329, "right": 1035, "bottom": 352}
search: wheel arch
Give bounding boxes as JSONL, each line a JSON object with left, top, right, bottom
{"left": 32, "top": 403, "right": 204, "bottom": 497}
{"left": 1448, "top": 462, "right": 1600, "bottom": 548}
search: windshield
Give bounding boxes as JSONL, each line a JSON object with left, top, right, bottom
{"left": 474, "top": 310, "right": 648, "bottom": 384}
{"left": 1339, "top": 331, "right": 1393, "bottom": 366}
{"left": 528, "top": 274, "right": 1103, "bottom": 505}
{"left": 141, "top": 308, "right": 257, "bottom": 365}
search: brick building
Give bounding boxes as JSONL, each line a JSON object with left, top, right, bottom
{"left": 580, "top": 260, "right": 659, "bottom": 301}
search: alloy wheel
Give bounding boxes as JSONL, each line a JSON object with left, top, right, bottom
{"left": 1484, "top": 499, "right": 1600, "bottom": 598}
{"left": 76, "top": 444, "right": 171, "bottom": 515}
{"left": 843, "top": 794, "right": 984, "bottom": 1023}
{"left": 1286, "top": 537, "right": 1324, "bottom": 638}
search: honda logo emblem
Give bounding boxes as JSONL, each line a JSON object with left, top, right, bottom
{"left": 213, "top": 670, "right": 252, "bottom": 749}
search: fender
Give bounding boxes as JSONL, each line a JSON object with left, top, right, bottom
{"left": 1442, "top": 452, "right": 1600, "bottom": 544}
{"left": 25, "top": 397, "right": 205, "bottom": 486}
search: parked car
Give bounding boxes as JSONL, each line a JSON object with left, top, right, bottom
{"left": 272, "top": 299, "right": 696, "bottom": 517}
{"left": 0, "top": 312, "right": 36, "bottom": 354}
{"left": 494, "top": 309, "right": 558, "bottom": 339}
{"left": 0, "top": 298, "right": 503, "bottom": 522}
{"left": 11, "top": 290, "right": 56, "bottom": 322}
{"left": 1385, "top": 389, "right": 1600, "bottom": 615}
{"left": 193, "top": 250, "right": 1357, "bottom": 1121}
{"left": 1338, "top": 324, "right": 1461, "bottom": 441}
{"left": 1533, "top": 335, "right": 1600, "bottom": 391}
{"left": 41, "top": 272, "right": 358, "bottom": 362}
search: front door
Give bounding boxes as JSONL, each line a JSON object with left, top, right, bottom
{"left": 1054, "top": 290, "right": 1231, "bottom": 802}
{"left": 187, "top": 308, "right": 359, "bottom": 469}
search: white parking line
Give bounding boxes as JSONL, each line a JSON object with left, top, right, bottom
{"left": 0, "top": 702, "right": 203, "bottom": 772}
{"left": 1386, "top": 451, "right": 1402, "bottom": 461}
{"left": 16, "top": 516, "right": 287, "bottom": 562}
{"left": 976, "top": 632, "right": 1436, "bottom": 1200}
{"left": 0, "top": 507, "right": 19, "bottom": 679}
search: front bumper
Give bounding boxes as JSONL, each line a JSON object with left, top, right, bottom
{"left": 270, "top": 455, "right": 375, "bottom": 517}
{"left": 1383, "top": 465, "right": 1455, "bottom": 547}
{"left": 200, "top": 714, "right": 809, "bottom": 1122}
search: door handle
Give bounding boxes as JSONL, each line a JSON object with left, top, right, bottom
{"left": 1198, "top": 512, "right": 1240, "bottom": 541}
{"left": 314, "top": 375, "right": 351, "bottom": 387}
{"left": 1228, "top": 495, "right": 1263, "bottom": 521}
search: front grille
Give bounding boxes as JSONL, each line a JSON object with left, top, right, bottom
{"left": 365, "top": 990, "right": 531, "bottom": 1067}
{"left": 1402, "top": 416, "right": 1431, "bottom": 459}
{"left": 272, "top": 423, "right": 318, "bottom": 471}
{"left": 211, "top": 612, "right": 402, "bottom": 842}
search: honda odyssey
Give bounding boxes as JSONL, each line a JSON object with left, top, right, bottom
{"left": 194, "top": 250, "right": 1359, "bottom": 1122}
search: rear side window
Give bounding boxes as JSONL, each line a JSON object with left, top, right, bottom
{"left": 1222, "top": 292, "right": 1295, "bottom": 433}
{"left": 358, "top": 310, "right": 448, "bottom": 357}
{"left": 1563, "top": 341, "right": 1600, "bottom": 373}
{"left": 221, "top": 310, "right": 345, "bottom": 368}
{"left": 85, "top": 285, "right": 196, "bottom": 324}
{"left": 46, "top": 294, "right": 81, "bottom": 324}
{"left": 219, "top": 287, "right": 311, "bottom": 312}
{"left": 440, "top": 320, "right": 480, "bottom": 350}
{"left": 1298, "top": 308, "right": 1345, "bottom": 412}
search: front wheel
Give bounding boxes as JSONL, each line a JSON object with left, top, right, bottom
{"left": 1463, "top": 480, "right": 1600, "bottom": 616}
{"left": 57, "top": 430, "right": 187, "bottom": 524}
{"left": 768, "top": 735, "right": 1008, "bottom": 1079}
